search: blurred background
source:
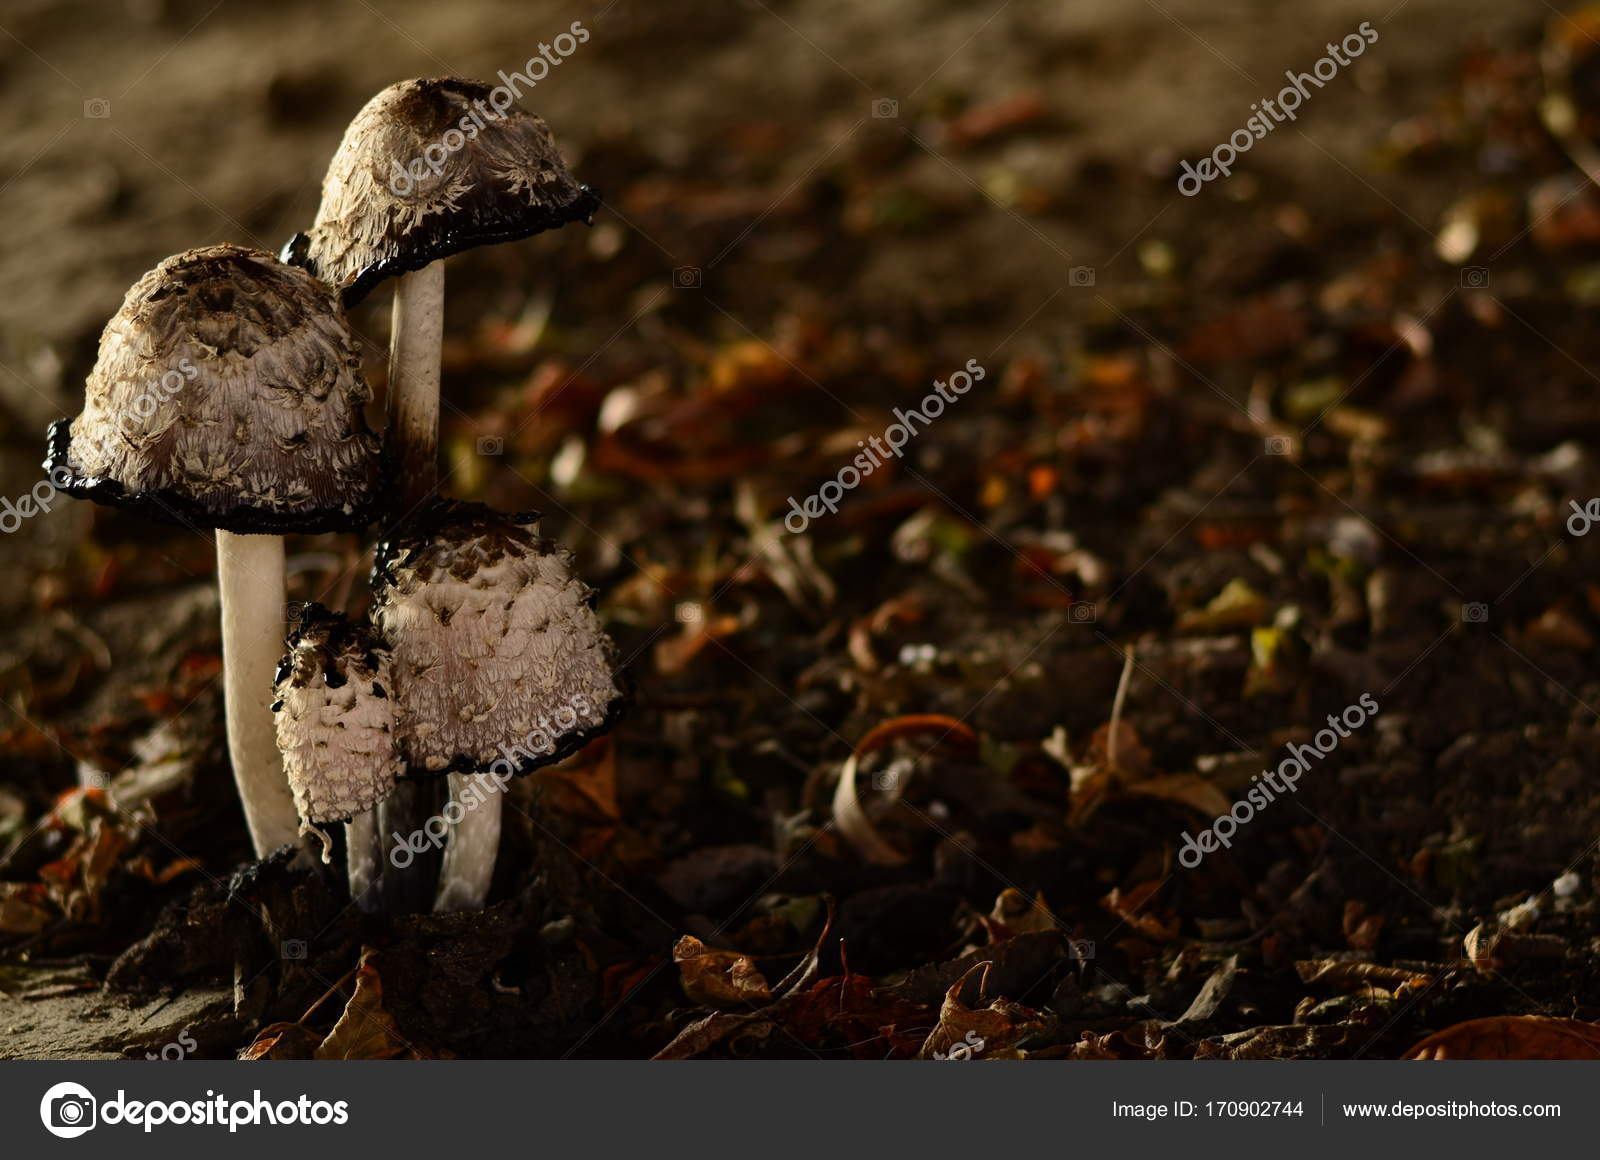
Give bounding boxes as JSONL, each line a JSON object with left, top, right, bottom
{"left": 4, "top": 0, "right": 1600, "bottom": 1060}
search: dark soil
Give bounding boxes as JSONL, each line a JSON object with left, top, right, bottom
{"left": 4, "top": 0, "right": 1600, "bottom": 1060}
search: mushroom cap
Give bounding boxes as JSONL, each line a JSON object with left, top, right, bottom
{"left": 284, "top": 77, "right": 599, "bottom": 306}
{"left": 370, "top": 498, "right": 628, "bottom": 778}
{"left": 273, "top": 603, "right": 402, "bottom": 827}
{"left": 45, "top": 244, "right": 383, "bottom": 535}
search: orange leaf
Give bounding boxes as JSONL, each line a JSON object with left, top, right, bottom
{"left": 1406, "top": 1016, "right": 1600, "bottom": 1060}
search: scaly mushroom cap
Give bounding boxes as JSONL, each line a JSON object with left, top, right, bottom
{"left": 45, "top": 244, "right": 382, "bottom": 534}
{"left": 284, "top": 77, "right": 599, "bottom": 306}
{"left": 370, "top": 498, "right": 627, "bottom": 777}
{"left": 273, "top": 604, "right": 402, "bottom": 838}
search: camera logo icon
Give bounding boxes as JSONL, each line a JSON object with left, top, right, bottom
{"left": 281, "top": 939, "right": 308, "bottom": 960}
{"left": 673, "top": 266, "right": 702, "bottom": 289}
{"left": 83, "top": 98, "right": 111, "bottom": 119}
{"left": 1068, "top": 265, "right": 1096, "bottom": 287}
{"left": 1460, "top": 266, "right": 1489, "bottom": 289}
{"left": 476, "top": 435, "right": 504, "bottom": 456}
{"left": 1069, "top": 601, "right": 1097, "bottom": 623}
{"left": 1264, "top": 434, "right": 1292, "bottom": 456}
{"left": 871, "top": 97, "right": 899, "bottom": 119}
{"left": 1461, "top": 602, "right": 1489, "bottom": 624}
{"left": 40, "top": 1081, "right": 97, "bottom": 1138}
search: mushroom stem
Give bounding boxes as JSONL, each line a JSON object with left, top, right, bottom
{"left": 389, "top": 262, "right": 445, "bottom": 510}
{"left": 216, "top": 531, "right": 298, "bottom": 856}
{"left": 434, "top": 773, "right": 502, "bottom": 912}
{"left": 355, "top": 261, "right": 448, "bottom": 912}
{"left": 344, "top": 813, "right": 382, "bottom": 911}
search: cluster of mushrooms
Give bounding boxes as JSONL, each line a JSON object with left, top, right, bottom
{"left": 44, "top": 78, "right": 627, "bottom": 913}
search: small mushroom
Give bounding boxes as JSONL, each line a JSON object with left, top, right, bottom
{"left": 371, "top": 498, "right": 627, "bottom": 911}
{"left": 284, "top": 76, "right": 597, "bottom": 506}
{"left": 46, "top": 244, "right": 383, "bottom": 856}
{"left": 273, "top": 604, "right": 402, "bottom": 871}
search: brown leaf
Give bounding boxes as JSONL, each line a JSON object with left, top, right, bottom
{"left": 1196, "top": 1024, "right": 1353, "bottom": 1060}
{"left": 944, "top": 91, "right": 1047, "bottom": 149}
{"left": 654, "top": 610, "right": 746, "bottom": 676}
{"left": 38, "top": 816, "right": 127, "bottom": 923}
{"left": 314, "top": 952, "right": 408, "bottom": 1061}
{"left": 0, "top": 882, "right": 52, "bottom": 934}
{"left": 673, "top": 935, "right": 773, "bottom": 1008}
{"left": 1405, "top": 1016, "right": 1600, "bottom": 1060}
{"left": 654, "top": 900, "right": 835, "bottom": 1060}
{"left": 1101, "top": 881, "right": 1179, "bottom": 942}
{"left": 239, "top": 1022, "right": 322, "bottom": 1061}
{"left": 1086, "top": 720, "right": 1153, "bottom": 777}
{"left": 1295, "top": 959, "right": 1433, "bottom": 995}
{"left": 916, "top": 962, "right": 1052, "bottom": 1060}
{"left": 855, "top": 714, "right": 979, "bottom": 758}
{"left": 1343, "top": 900, "right": 1385, "bottom": 951}
{"left": 1123, "top": 773, "right": 1232, "bottom": 819}
{"left": 538, "top": 737, "right": 620, "bottom": 822}
{"left": 783, "top": 973, "right": 928, "bottom": 1058}
{"left": 1064, "top": 1024, "right": 1169, "bottom": 1060}
{"left": 832, "top": 714, "right": 979, "bottom": 866}
{"left": 989, "top": 888, "right": 1057, "bottom": 936}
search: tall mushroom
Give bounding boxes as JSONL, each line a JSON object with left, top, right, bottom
{"left": 370, "top": 498, "right": 627, "bottom": 911}
{"left": 273, "top": 604, "right": 402, "bottom": 885}
{"left": 45, "top": 244, "right": 382, "bottom": 857}
{"left": 283, "top": 75, "right": 598, "bottom": 507}
{"left": 283, "top": 76, "right": 597, "bottom": 903}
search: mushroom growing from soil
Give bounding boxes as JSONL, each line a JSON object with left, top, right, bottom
{"left": 370, "top": 498, "right": 627, "bottom": 911}
{"left": 273, "top": 604, "right": 402, "bottom": 881}
{"left": 283, "top": 77, "right": 597, "bottom": 906}
{"left": 45, "top": 244, "right": 383, "bottom": 857}
{"left": 283, "top": 75, "right": 598, "bottom": 507}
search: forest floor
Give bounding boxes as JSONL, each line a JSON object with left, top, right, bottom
{"left": 5, "top": 0, "right": 1600, "bottom": 1059}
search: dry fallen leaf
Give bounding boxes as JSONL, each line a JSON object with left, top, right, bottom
{"left": 989, "top": 888, "right": 1057, "bottom": 935}
{"left": 1343, "top": 900, "right": 1385, "bottom": 951}
{"left": 314, "top": 951, "right": 408, "bottom": 1061}
{"left": 832, "top": 714, "right": 978, "bottom": 866}
{"left": 916, "top": 962, "right": 1052, "bottom": 1060}
{"left": 1295, "top": 959, "right": 1434, "bottom": 996}
{"left": 1124, "top": 773, "right": 1233, "bottom": 819}
{"left": 0, "top": 882, "right": 52, "bottom": 934}
{"left": 1405, "top": 1016, "right": 1600, "bottom": 1060}
{"left": 673, "top": 935, "right": 773, "bottom": 1008}
{"left": 1065, "top": 1024, "right": 1168, "bottom": 1060}
{"left": 1101, "top": 881, "right": 1180, "bottom": 942}
{"left": 38, "top": 815, "right": 127, "bottom": 923}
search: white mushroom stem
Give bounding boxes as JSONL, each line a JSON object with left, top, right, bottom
{"left": 390, "top": 261, "right": 507, "bottom": 912}
{"left": 344, "top": 812, "right": 381, "bottom": 911}
{"left": 389, "top": 262, "right": 445, "bottom": 509}
{"left": 351, "top": 262, "right": 447, "bottom": 911}
{"left": 216, "top": 531, "right": 298, "bottom": 856}
{"left": 434, "top": 773, "right": 502, "bottom": 912}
